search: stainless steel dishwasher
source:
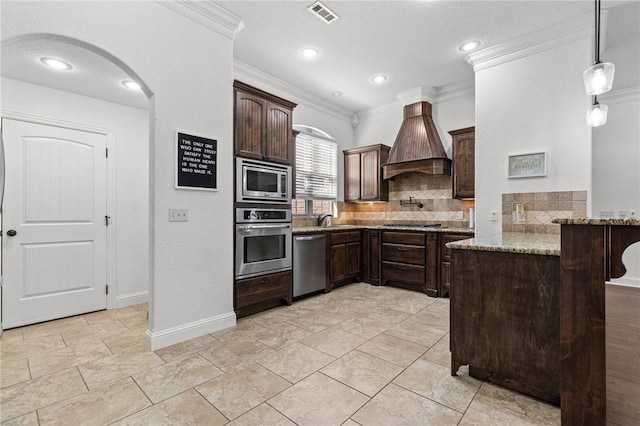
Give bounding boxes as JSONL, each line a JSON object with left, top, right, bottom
{"left": 293, "top": 234, "right": 326, "bottom": 297}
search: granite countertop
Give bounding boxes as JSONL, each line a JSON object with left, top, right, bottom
{"left": 553, "top": 218, "right": 640, "bottom": 226}
{"left": 446, "top": 232, "right": 560, "bottom": 256}
{"left": 293, "top": 225, "right": 475, "bottom": 235}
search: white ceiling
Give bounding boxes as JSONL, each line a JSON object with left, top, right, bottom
{"left": 1, "top": 1, "right": 637, "bottom": 114}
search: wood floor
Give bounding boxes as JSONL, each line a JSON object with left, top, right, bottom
{"left": 606, "top": 283, "right": 640, "bottom": 425}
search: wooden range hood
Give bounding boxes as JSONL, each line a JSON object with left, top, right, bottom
{"left": 382, "top": 101, "right": 451, "bottom": 180}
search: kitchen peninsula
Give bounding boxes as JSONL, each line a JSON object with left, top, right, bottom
{"left": 447, "top": 233, "right": 561, "bottom": 405}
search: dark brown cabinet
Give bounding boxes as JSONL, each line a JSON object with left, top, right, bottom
{"left": 234, "top": 270, "right": 292, "bottom": 318}
{"left": 439, "top": 233, "right": 470, "bottom": 297}
{"left": 327, "top": 230, "right": 362, "bottom": 291}
{"left": 450, "top": 248, "right": 560, "bottom": 405}
{"left": 449, "top": 127, "right": 475, "bottom": 199}
{"left": 234, "top": 81, "right": 297, "bottom": 165}
{"left": 381, "top": 231, "right": 429, "bottom": 294}
{"left": 343, "top": 145, "right": 390, "bottom": 202}
{"left": 363, "top": 229, "right": 381, "bottom": 286}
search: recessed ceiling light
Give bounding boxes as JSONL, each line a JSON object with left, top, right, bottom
{"left": 300, "top": 48, "right": 319, "bottom": 59}
{"left": 121, "top": 80, "right": 141, "bottom": 91}
{"left": 370, "top": 74, "right": 388, "bottom": 85}
{"left": 459, "top": 40, "right": 481, "bottom": 52}
{"left": 40, "top": 57, "right": 72, "bottom": 71}
{"left": 331, "top": 91, "right": 343, "bottom": 97}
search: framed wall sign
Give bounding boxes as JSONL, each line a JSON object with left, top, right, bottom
{"left": 175, "top": 131, "right": 217, "bottom": 191}
{"left": 508, "top": 152, "right": 546, "bottom": 179}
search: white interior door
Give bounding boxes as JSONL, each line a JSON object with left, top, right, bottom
{"left": 2, "top": 119, "right": 107, "bottom": 328}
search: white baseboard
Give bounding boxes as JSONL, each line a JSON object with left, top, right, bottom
{"left": 112, "top": 291, "right": 149, "bottom": 309}
{"left": 606, "top": 277, "right": 640, "bottom": 288}
{"left": 146, "top": 311, "right": 237, "bottom": 351}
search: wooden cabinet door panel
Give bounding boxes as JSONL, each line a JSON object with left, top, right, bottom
{"left": 360, "top": 150, "right": 380, "bottom": 200}
{"left": 235, "top": 91, "right": 265, "bottom": 159}
{"left": 344, "top": 153, "right": 361, "bottom": 201}
{"left": 331, "top": 244, "right": 347, "bottom": 282}
{"left": 440, "top": 262, "right": 451, "bottom": 297}
{"left": 346, "top": 242, "right": 361, "bottom": 276}
{"left": 450, "top": 127, "right": 475, "bottom": 199}
{"left": 265, "top": 101, "right": 292, "bottom": 164}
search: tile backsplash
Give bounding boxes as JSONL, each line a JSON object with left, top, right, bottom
{"left": 502, "top": 190, "right": 587, "bottom": 234}
{"left": 336, "top": 173, "right": 475, "bottom": 229}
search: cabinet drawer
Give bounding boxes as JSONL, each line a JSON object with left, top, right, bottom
{"left": 382, "top": 243, "right": 425, "bottom": 265}
{"left": 382, "top": 231, "right": 425, "bottom": 246}
{"left": 235, "top": 271, "right": 292, "bottom": 308}
{"left": 382, "top": 261, "right": 425, "bottom": 285}
{"left": 331, "top": 230, "right": 361, "bottom": 245}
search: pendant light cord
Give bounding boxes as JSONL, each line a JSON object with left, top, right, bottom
{"left": 595, "top": 0, "right": 601, "bottom": 64}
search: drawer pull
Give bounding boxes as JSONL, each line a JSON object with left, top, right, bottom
{"left": 260, "top": 278, "right": 269, "bottom": 284}
{"left": 396, "top": 247, "right": 408, "bottom": 251}
{"left": 398, "top": 266, "right": 407, "bottom": 270}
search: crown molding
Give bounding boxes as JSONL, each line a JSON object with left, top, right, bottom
{"left": 358, "top": 79, "right": 475, "bottom": 119}
{"left": 599, "top": 86, "right": 640, "bottom": 104}
{"left": 466, "top": 11, "right": 603, "bottom": 72}
{"left": 233, "top": 60, "right": 353, "bottom": 122}
{"left": 437, "top": 80, "right": 475, "bottom": 103}
{"left": 155, "top": 0, "right": 244, "bottom": 40}
{"left": 397, "top": 86, "right": 439, "bottom": 105}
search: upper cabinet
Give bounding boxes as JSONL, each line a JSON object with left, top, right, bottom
{"left": 449, "top": 127, "right": 475, "bottom": 199}
{"left": 343, "top": 144, "right": 391, "bottom": 202}
{"left": 234, "top": 81, "right": 297, "bottom": 165}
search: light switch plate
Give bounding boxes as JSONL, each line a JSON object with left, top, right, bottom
{"left": 169, "top": 209, "right": 189, "bottom": 222}
{"left": 490, "top": 210, "right": 499, "bottom": 222}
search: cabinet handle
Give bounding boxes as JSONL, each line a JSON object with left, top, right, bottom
{"left": 397, "top": 247, "right": 408, "bottom": 251}
{"left": 398, "top": 266, "right": 407, "bottom": 270}
{"left": 260, "top": 278, "right": 269, "bottom": 284}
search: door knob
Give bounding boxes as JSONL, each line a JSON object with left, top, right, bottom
{"left": 6, "top": 230, "right": 17, "bottom": 237}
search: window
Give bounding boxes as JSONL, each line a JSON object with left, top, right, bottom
{"left": 293, "top": 130, "right": 337, "bottom": 216}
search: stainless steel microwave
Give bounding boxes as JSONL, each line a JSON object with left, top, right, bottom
{"left": 236, "top": 158, "right": 291, "bottom": 204}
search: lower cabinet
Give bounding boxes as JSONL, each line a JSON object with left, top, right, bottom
{"left": 328, "top": 230, "right": 362, "bottom": 291}
{"left": 439, "top": 233, "right": 471, "bottom": 297}
{"left": 381, "top": 231, "right": 433, "bottom": 294}
{"left": 234, "top": 270, "right": 292, "bottom": 318}
{"left": 450, "top": 248, "right": 560, "bottom": 404}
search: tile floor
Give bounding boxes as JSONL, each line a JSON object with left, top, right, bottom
{"left": 0, "top": 283, "right": 560, "bottom": 425}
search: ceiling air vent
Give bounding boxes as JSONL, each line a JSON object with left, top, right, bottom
{"left": 307, "top": 1, "right": 339, "bottom": 24}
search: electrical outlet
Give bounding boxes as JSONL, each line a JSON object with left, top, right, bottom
{"left": 169, "top": 209, "right": 189, "bottom": 222}
{"left": 631, "top": 211, "right": 636, "bottom": 218}
{"left": 490, "top": 210, "right": 499, "bottom": 222}
{"left": 381, "top": 211, "right": 386, "bottom": 219}
{"left": 456, "top": 211, "right": 464, "bottom": 220}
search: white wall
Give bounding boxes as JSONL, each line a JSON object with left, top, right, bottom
{"left": 2, "top": 1, "right": 237, "bottom": 349}
{"left": 474, "top": 38, "right": 593, "bottom": 237}
{"left": 593, "top": 92, "right": 640, "bottom": 285}
{"left": 1, "top": 77, "right": 150, "bottom": 306}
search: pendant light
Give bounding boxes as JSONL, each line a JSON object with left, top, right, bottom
{"left": 583, "top": 0, "right": 615, "bottom": 95}
{"left": 586, "top": 96, "right": 608, "bottom": 127}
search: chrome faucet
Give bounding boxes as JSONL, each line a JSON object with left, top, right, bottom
{"left": 317, "top": 213, "right": 333, "bottom": 227}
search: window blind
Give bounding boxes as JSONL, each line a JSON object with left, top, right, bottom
{"left": 295, "top": 132, "right": 337, "bottom": 200}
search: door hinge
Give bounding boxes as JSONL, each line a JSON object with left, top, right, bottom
{"left": 105, "top": 215, "right": 111, "bottom": 226}
{"left": 106, "top": 285, "right": 109, "bottom": 295}
{"left": 106, "top": 147, "right": 109, "bottom": 158}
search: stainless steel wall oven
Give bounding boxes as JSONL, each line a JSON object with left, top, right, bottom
{"left": 235, "top": 208, "right": 292, "bottom": 279}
